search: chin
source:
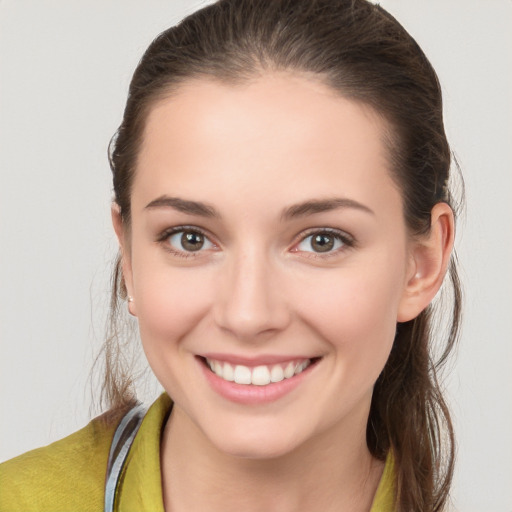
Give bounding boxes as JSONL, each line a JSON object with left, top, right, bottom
{"left": 216, "top": 438, "right": 299, "bottom": 460}
{"left": 207, "top": 422, "right": 306, "bottom": 461}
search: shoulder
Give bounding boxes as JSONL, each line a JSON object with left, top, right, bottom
{"left": 0, "top": 411, "right": 121, "bottom": 512}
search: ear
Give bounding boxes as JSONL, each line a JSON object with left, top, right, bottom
{"left": 111, "top": 204, "right": 137, "bottom": 316}
{"left": 397, "top": 202, "right": 455, "bottom": 322}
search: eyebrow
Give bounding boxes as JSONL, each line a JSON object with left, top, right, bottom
{"left": 144, "top": 195, "right": 374, "bottom": 219}
{"left": 281, "top": 198, "right": 374, "bottom": 220}
{"left": 145, "top": 196, "right": 219, "bottom": 217}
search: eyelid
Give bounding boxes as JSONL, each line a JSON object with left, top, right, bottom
{"left": 157, "top": 225, "right": 218, "bottom": 256}
{"left": 156, "top": 225, "right": 355, "bottom": 258}
{"left": 290, "top": 227, "right": 355, "bottom": 256}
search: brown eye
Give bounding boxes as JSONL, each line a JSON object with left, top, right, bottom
{"left": 181, "top": 231, "right": 205, "bottom": 251}
{"left": 166, "top": 229, "right": 214, "bottom": 253}
{"left": 296, "top": 230, "right": 349, "bottom": 254}
{"left": 311, "top": 234, "right": 335, "bottom": 252}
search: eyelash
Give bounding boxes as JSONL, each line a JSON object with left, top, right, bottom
{"left": 157, "top": 225, "right": 215, "bottom": 259}
{"left": 292, "top": 228, "right": 355, "bottom": 259}
{"left": 156, "top": 226, "right": 355, "bottom": 259}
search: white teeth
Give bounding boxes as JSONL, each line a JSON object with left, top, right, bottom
{"left": 252, "top": 365, "right": 271, "bottom": 386}
{"left": 223, "top": 362, "right": 234, "bottom": 382}
{"left": 206, "top": 358, "right": 313, "bottom": 386}
{"left": 213, "top": 360, "right": 223, "bottom": 377}
{"left": 283, "top": 362, "right": 295, "bottom": 379}
{"left": 234, "top": 365, "right": 252, "bottom": 385}
{"left": 270, "top": 365, "right": 284, "bottom": 383}
{"left": 295, "top": 360, "right": 309, "bottom": 375}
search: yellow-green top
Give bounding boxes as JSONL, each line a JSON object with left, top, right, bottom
{"left": 0, "top": 394, "right": 394, "bottom": 511}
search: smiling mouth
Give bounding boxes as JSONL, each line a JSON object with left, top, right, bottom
{"left": 202, "top": 357, "right": 320, "bottom": 386}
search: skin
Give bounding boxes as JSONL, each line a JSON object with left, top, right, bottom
{"left": 113, "top": 73, "right": 454, "bottom": 512}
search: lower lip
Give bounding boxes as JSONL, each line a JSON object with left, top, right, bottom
{"left": 199, "top": 358, "right": 316, "bottom": 405}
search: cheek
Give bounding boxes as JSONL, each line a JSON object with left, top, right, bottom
{"left": 134, "top": 263, "right": 213, "bottom": 347}
{"left": 295, "top": 261, "right": 405, "bottom": 371}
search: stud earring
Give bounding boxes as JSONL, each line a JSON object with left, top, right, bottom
{"left": 127, "top": 295, "right": 135, "bottom": 316}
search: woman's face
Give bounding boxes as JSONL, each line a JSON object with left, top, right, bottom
{"left": 120, "top": 73, "right": 418, "bottom": 458}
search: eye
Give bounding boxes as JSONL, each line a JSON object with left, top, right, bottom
{"left": 295, "top": 230, "right": 351, "bottom": 254}
{"left": 165, "top": 228, "right": 215, "bottom": 253}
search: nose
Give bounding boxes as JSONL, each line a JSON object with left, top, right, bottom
{"left": 213, "top": 247, "right": 291, "bottom": 342}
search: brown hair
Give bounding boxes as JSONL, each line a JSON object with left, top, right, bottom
{"left": 103, "top": 1, "right": 462, "bottom": 510}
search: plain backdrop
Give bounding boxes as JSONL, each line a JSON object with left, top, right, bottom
{"left": 1, "top": 1, "right": 511, "bottom": 510}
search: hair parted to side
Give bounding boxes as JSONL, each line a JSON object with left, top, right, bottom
{"left": 103, "top": 1, "right": 463, "bottom": 510}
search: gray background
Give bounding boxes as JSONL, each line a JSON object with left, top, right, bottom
{"left": 1, "top": 1, "right": 511, "bottom": 510}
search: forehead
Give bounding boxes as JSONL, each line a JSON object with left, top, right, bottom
{"left": 134, "top": 73, "right": 400, "bottom": 215}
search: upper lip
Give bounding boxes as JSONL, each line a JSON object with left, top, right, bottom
{"left": 200, "top": 353, "right": 319, "bottom": 366}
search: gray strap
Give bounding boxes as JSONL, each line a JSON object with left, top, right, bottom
{"left": 104, "top": 403, "right": 147, "bottom": 512}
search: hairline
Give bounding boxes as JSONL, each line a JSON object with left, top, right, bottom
{"left": 120, "top": 68, "right": 411, "bottom": 233}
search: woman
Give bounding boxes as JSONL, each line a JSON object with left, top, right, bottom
{"left": 0, "top": 0, "right": 461, "bottom": 511}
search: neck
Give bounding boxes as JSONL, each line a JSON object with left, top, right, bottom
{"left": 160, "top": 405, "right": 384, "bottom": 512}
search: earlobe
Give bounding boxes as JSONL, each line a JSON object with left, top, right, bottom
{"left": 111, "top": 204, "right": 137, "bottom": 316}
{"left": 397, "top": 203, "right": 455, "bottom": 322}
